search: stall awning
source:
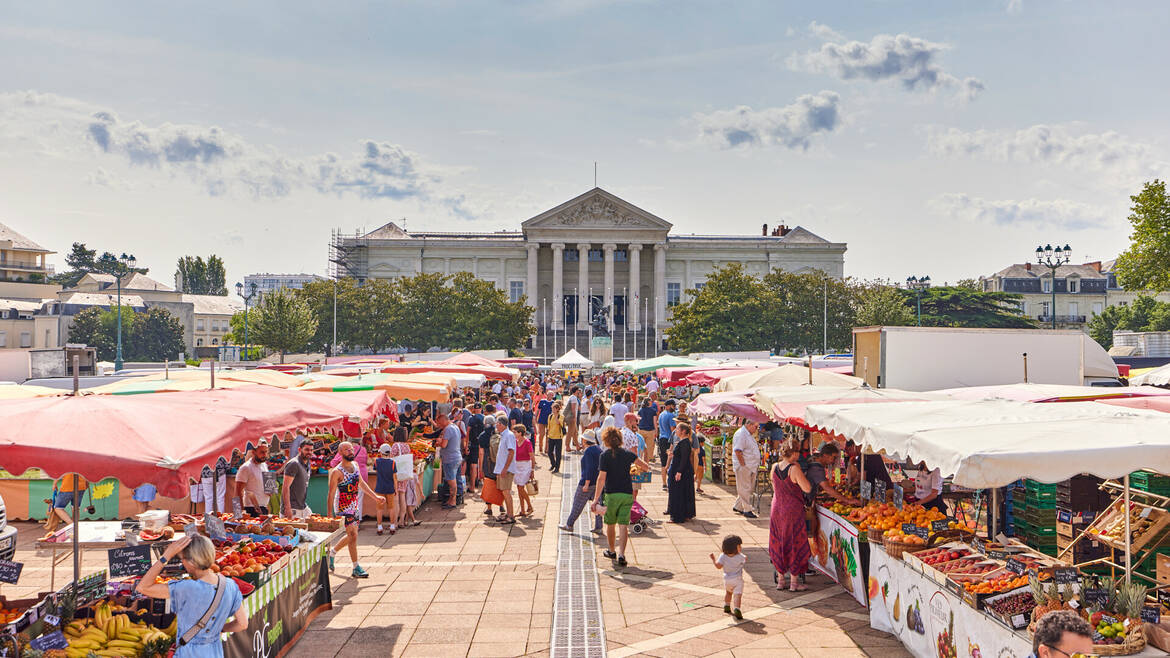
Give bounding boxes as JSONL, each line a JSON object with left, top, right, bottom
{"left": 620, "top": 355, "right": 704, "bottom": 375}
{"left": 550, "top": 349, "right": 594, "bottom": 369}
{"left": 802, "top": 398, "right": 1170, "bottom": 489}
{"left": 0, "top": 388, "right": 393, "bottom": 498}
{"left": 688, "top": 391, "right": 770, "bottom": 422}
{"left": 932, "top": 382, "right": 1170, "bottom": 403}
{"left": 298, "top": 373, "right": 450, "bottom": 402}
{"left": 753, "top": 385, "right": 944, "bottom": 424}
{"left": 378, "top": 362, "right": 519, "bottom": 382}
{"left": 714, "top": 364, "right": 862, "bottom": 392}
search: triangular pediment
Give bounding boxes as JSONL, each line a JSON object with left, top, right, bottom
{"left": 522, "top": 188, "right": 673, "bottom": 232}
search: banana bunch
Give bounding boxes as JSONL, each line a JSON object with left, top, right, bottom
{"left": 62, "top": 602, "right": 175, "bottom": 658}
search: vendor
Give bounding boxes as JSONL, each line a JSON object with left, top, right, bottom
{"left": 908, "top": 461, "right": 946, "bottom": 513}
{"left": 844, "top": 440, "right": 893, "bottom": 488}
{"left": 806, "top": 442, "right": 860, "bottom": 506}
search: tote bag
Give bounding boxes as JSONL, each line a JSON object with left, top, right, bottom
{"left": 481, "top": 476, "right": 505, "bottom": 506}
{"left": 393, "top": 454, "right": 414, "bottom": 482}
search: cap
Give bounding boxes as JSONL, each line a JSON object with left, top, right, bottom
{"left": 378, "top": 443, "right": 392, "bottom": 455}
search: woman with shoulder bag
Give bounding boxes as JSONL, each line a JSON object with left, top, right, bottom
{"left": 513, "top": 424, "right": 537, "bottom": 517}
{"left": 136, "top": 535, "right": 248, "bottom": 656}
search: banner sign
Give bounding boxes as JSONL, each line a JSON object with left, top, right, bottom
{"left": 810, "top": 506, "right": 867, "bottom": 607}
{"left": 224, "top": 547, "right": 332, "bottom": 657}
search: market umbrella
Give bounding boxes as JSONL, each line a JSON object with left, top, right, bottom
{"left": 378, "top": 362, "right": 519, "bottom": 382}
{"left": 688, "top": 391, "right": 770, "bottom": 422}
{"left": 551, "top": 348, "right": 594, "bottom": 369}
{"left": 714, "top": 364, "right": 862, "bottom": 392}
{"left": 621, "top": 354, "right": 705, "bottom": 375}
{"left": 84, "top": 376, "right": 257, "bottom": 395}
{"left": 0, "top": 384, "right": 71, "bottom": 399}
{"left": 298, "top": 373, "right": 450, "bottom": 402}
{"left": 752, "top": 385, "right": 945, "bottom": 425}
{"left": 0, "top": 387, "right": 393, "bottom": 498}
{"left": 440, "top": 353, "right": 504, "bottom": 367}
{"left": 801, "top": 398, "right": 1170, "bottom": 489}
{"left": 933, "top": 382, "right": 1170, "bottom": 403}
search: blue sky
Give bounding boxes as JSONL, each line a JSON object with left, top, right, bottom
{"left": 0, "top": 1, "right": 1167, "bottom": 289}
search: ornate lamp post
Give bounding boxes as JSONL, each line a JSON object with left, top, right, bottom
{"left": 1035, "top": 244, "right": 1071, "bottom": 329}
{"left": 906, "top": 275, "right": 931, "bottom": 326}
{"left": 113, "top": 253, "right": 137, "bottom": 371}
{"left": 235, "top": 282, "right": 259, "bottom": 360}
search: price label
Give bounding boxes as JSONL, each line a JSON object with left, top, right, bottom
{"left": 873, "top": 480, "right": 887, "bottom": 504}
{"left": 1057, "top": 509, "right": 1071, "bottom": 523}
{"left": 901, "top": 523, "right": 929, "bottom": 540}
{"left": 988, "top": 550, "right": 1007, "bottom": 560}
{"left": 43, "top": 615, "right": 60, "bottom": 627}
{"left": 262, "top": 471, "right": 278, "bottom": 495}
{"left": 1083, "top": 588, "right": 1108, "bottom": 607}
{"left": 0, "top": 559, "right": 23, "bottom": 584}
{"left": 29, "top": 631, "right": 69, "bottom": 651}
{"left": 892, "top": 483, "right": 904, "bottom": 503}
{"left": 107, "top": 545, "right": 153, "bottom": 579}
{"left": 972, "top": 536, "right": 986, "bottom": 554}
{"left": 1157, "top": 589, "right": 1170, "bottom": 611}
{"left": 1143, "top": 606, "right": 1161, "bottom": 624}
{"left": 312, "top": 440, "right": 324, "bottom": 451}
{"left": 1010, "top": 613, "right": 1027, "bottom": 629}
{"left": 1141, "top": 506, "right": 1154, "bottom": 519}
{"left": 859, "top": 480, "right": 872, "bottom": 501}
{"left": 893, "top": 495, "right": 903, "bottom": 511}
{"left": 1052, "top": 567, "right": 1079, "bottom": 585}
{"left": 931, "top": 519, "right": 951, "bottom": 533}
{"left": 1005, "top": 558, "right": 1027, "bottom": 575}
{"left": 184, "top": 522, "right": 199, "bottom": 537}
{"left": 204, "top": 513, "right": 227, "bottom": 540}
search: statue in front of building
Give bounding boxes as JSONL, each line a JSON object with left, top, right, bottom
{"left": 591, "top": 305, "right": 611, "bottom": 338}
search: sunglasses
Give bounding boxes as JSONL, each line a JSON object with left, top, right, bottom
{"left": 1044, "top": 646, "right": 1098, "bottom": 658}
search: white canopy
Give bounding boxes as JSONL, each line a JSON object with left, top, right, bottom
{"left": 802, "top": 398, "right": 1170, "bottom": 489}
{"left": 1130, "top": 362, "right": 1170, "bottom": 387}
{"left": 714, "top": 364, "right": 861, "bottom": 392}
{"left": 551, "top": 349, "right": 594, "bottom": 369}
{"left": 932, "top": 382, "right": 1170, "bottom": 403}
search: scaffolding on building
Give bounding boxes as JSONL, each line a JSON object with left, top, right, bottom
{"left": 329, "top": 227, "right": 367, "bottom": 283}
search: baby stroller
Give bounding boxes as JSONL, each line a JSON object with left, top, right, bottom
{"left": 629, "top": 500, "right": 660, "bottom": 534}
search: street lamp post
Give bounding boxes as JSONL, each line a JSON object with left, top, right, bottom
{"left": 113, "top": 253, "right": 137, "bottom": 371}
{"left": 906, "top": 275, "right": 932, "bottom": 326}
{"left": 235, "top": 282, "right": 259, "bottom": 360}
{"left": 1036, "top": 243, "right": 1071, "bottom": 330}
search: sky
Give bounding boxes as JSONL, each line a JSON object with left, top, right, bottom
{"left": 1, "top": 0, "right": 1168, "bottom": 290}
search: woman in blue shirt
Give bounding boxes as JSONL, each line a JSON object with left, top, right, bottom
{"left": 137, "top": 535, "right": 248, "bottom": 657}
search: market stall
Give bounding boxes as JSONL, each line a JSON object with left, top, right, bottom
{"left": 713, "top": 364, "right": 862, "bottom": 392}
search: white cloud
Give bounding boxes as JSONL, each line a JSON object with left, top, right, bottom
{"left": 692, "top": 91, "right": 843, "bottom": 150}
{"left": 788, "top": 25, "right": 984, "bottom": 101}
{"left": 929, "top": 193, "right": 1107, "bottom": 230}
{"left": 0, "top": 90, "right": 470, "bottom": 213}
{"left": 1006, "top": 0, "right": 1023, "bottom": 14}
{"left": 924, "top": 123, "right": 1170, "bottom": 181}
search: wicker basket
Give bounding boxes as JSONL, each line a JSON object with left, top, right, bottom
{"left": 880, "top": 537, "right": 925, "bottom": 560}
{"left": 1029, "top": 608, "right": 1146, "bottom": 656}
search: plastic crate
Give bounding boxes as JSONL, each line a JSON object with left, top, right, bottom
{"left": 1024, "top": 495, "right": 1058, "bottom": 509}
{"left": 1131, "top": 471, "right": 1170, "bottom": 493}
{"left": 1025, "top": 480, "right": 1059, "bottom": 493}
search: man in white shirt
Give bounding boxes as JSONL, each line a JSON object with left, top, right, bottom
{"left": 609, "top": 395, "right": 629, "bottom": 430}
{"left": 492, "top": 381, "right": 503, "bottom": 395}
{"left": 731, "top": 420, "right": 761, "bottom": 518}
{"left": 645, "top": 378, "right": 660, "bottom": 395}
{"left": 493, "top": 415, "right": 518, "bottom": 523}
{"left": 912, "top": 462, "right": 945, "bottom": 513}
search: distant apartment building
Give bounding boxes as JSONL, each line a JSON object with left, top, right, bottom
{"left": 244, "top": 273, "right": 321, "bottom": 295}
{"left": 0, "top": 223, "right": 55, "bottom": 282}
{"left": 979, "top": 259, "right": 1170, "bottom": 330}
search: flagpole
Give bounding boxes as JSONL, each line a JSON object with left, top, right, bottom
{"left": 588, "top": 286, "right": 593, "bottom": 350}
{"left": 623, "top": 286, "right": 627, "bottom": 361}
{"left": 542, "top": 298, "right": 547, "bottom": 363}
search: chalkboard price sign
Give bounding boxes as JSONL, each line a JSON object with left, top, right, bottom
{"left": 971, "top": 537, "right": 986, "bottom": 554}
{"left": 873, "top": 480, "right": 887, "bottom": 504}
{"left": 988, "top": 550, "right": 1007, "bottom": 561}
{"left": 0, "top": 559, "right": 23, "bottom": 584}
{"left": 1052, "top": 568, "right": 1079, "bottom": 585}
{"left": 931, "top": 519, "right": 951, "bottom": 533}
{"left": 204, "top": 513, "right": 227, "bottom": 540}
{"left": 30, "top": 631, "right": 69, "bottom": 651}
{"left": 859, "top": 480, "right": 873, "bottom": 501}
{"left": 1005, "top": 558, "right": 1027, "bottom": 575}
{"left": 108, "top": 545, "right": 153, "bottom": 579}
{"left": 1142, "top": 606, "right": 1161, "bottom": 624}
{"left": 1158, "top": 589, "right": 1170, "bottom": 611}
{"left": 1083, "top": 588, "right": 1108, "bottom": 607}
{"left": 891, "top": 483, "right": 904, "bottom": 504}
{"left": 901, "top": 523, "right": 929, "bottom": 540}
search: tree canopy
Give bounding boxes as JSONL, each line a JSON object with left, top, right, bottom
{"left": 250, "top": 288, "right": 318, "bottom": 362}
{"left": 176, "top": 255, "right": 228, "bottom": 295}
{"left": 66, "top": 305, "right": 186, "bottom": 361}
{"left": 51, "top": 242, "right": 149, "bottom": 288}
{"left": 1114, "top": 180, "right": 1170, "bottom": 291}
{"left": 1087, "top": 295, "right": 1170, "bottom": 349}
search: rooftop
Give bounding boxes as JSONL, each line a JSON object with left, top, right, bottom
{"left": 59, "top": 291, "right": 147, "bottom": 307}
{"left": 81, "top": 272, "right": 174, "bottom": 291}
{"left": 182, "top": 294, "right": 244, "bottom": 315}
{"left": 0, "top": 222, "right": 52, "bottom": 253}
{"left": 986, "top": 262, "right": 1108, "bottom": 280}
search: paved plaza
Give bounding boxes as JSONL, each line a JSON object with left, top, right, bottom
{"left": 9, "top": 454, "right": 910, "bottom": 657}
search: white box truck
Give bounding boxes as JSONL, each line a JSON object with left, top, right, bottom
{"left": 852, "top": 326, "right": 1120, "bottom": 391}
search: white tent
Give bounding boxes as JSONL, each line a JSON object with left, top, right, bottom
{"left": 714, "top": 364, "right": 861, "bottom": 392}
{"left": 551, "top": 349, "right": 594, "bottom": 369}
{"left": 1130, "top": 362, "right": 1170, "bottom": 387}
{"left": 802, "top": 398, "right": 1170, "bottom": 489}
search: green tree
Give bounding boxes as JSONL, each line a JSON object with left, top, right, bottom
{"left": 176, "top": 255, "right": 228, "bottom": 295}
{"left": 1114, "top": 180, "right": 1170, "bottom": 290}
{"left": 391, "top": 273, "right": 460, "bottom": 351}
{"left": 131, "top": 307, "right": 187, "bottom": 361}
{"left": 667, "top": 264, "right": 775, "bottom": 352}
{"left": 66, "top": 306, "right": 118, "bottom": 359}
{"left": 1087, "top": 296, "right": 1170, "bottom": 349}
{"left": 908, "top": 287, "right": 1034, "bottom": 328}
{"left": 856, "top": 285, "right": 915, "bottom": 327}
{"left": 446, "top": 272, "right": 535, "bottom": 352}
{"left": 51, "top": 244, "right": 148, "bottom": 288}
{"left": 955, "top": 278, "right": 981, "bottom": 291}
{"left": 296, "top": 277, "right": 366, "bottom": 353}
{"left": 761, "top": 269, "right": 860, "bottom": 353}
{"left": 250, "top": 288, "right": 318, "bottom": 362}
{"left": 64, "top": 242, "right": 97, "bottom": 271}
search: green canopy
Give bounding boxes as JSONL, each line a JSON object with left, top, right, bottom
{"left": 622, "top": 354, "right": 705, "bottom": 375}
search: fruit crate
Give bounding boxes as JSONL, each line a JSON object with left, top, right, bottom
{"left": 1056, "top": 533, "right": 1109, "bottom": 564}
{"left": 1131, "top": 471, "right": 1170, "bottom": 494}
{"left": 1057, "top": 475, "right": 1109, "bottom": 509}
{"left": 1087, "top": 498, "right": 1170, "bottom": 552}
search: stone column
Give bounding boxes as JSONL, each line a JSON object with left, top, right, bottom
{"left": 654, "top": 243, "right": 667, "bottom": 329}
{"left": 551, "top": 242, "right": 565, "bottom": 330}
{"left": 577, "top": 243, "right": 589, "bottom": 330}
{"left": 499, "top": 257, "right": 507, "bottom": 291}
{"left": 526, "top": 244, "right": 539, "bottom": 323}
{"left": 603, "top": 243, "right": 616, "bottom": 331}
{"left": 443, "top": 257, "right": 451, "bottom": 276}
{"left": 628, "top": 244, "right": 642, "bottom": 330}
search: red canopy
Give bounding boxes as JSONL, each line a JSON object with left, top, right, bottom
{"left": 684, "top": 367, "right": 759, "bottom": 387}
{"left": 1098, "top": 397, "right": 1170, "bottom": 414}
{"left": 440, "top": 353, "right": 503, "bottom": 367}
{"left": 0, "top": 388, "right": 392, "bottom": 498}
{"left": 380, "top": 362, "right": 518, "bottom": 381}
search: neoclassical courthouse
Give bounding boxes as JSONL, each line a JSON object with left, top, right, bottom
{"left": 332, "top": 188, "right": 846, "bottom": 350}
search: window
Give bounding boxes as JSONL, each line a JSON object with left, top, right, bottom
{"left": 588, "top": 249, "right": 603, "bottom": 262}
{"left": 694, "top": 282, "right": 705, "bottom": 292}
{"left": 0, "top": 331, "right": 6, "bottom": 347}
{"left": 1041, "top": 278, "right": 1052, "bottom": 293}
{"left": 1019, "top": 301, "right": 1028, "bottom": 315}
{"left": 666, "top": 282, "right": 681, "bottom": 307}
{"left": 1092, "top": 302, "right": 1103, "bottom": 316}
{"left": 211, "top": 338, "right": 218, "bottom": 345}
{"left": 210, "top": 320, "right": 218, "bottom": 332}
{"left": 19, "top": 332, "right": 30, "bottom": 348}
{"left": 196, "top": 319, "right": 205, "bottom": 331}
{"left": 1068, "top": 302, "right": 1079, "bottom": 318}
{"left": 614, "top": 249, "right": 628, "bottom": 262}
{"left": 509, "top": 281, "right": 525, "bottom": 303}
{"left": 564, "top": 250, "right": 579, "bottom": 262}
{"left": 1068, "top": 279, "right": 1079, "bottom": 293}
{"left": 1040, "top": 302, "right": 1050, "bottom": 317}
{"left": 197, "top": 338, "right": 204, "bottom": 346}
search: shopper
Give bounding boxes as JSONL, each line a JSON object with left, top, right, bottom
{"left": 547, "top": 400, "right": 565, "bottom": 474}
{"left": 388, "top": 427, "right": 421, "bottom": 527}
{"left": 513, "top": 424, "right": 536, "bottom": 517}
{"left": 665, "top": 423, "right": 697, "bottom": 523}
{"left": 620, "top": 412, "right": 647, "bottom": 501}
{"left": 564, "top": 386, "right": 581, "bottom": 452}
{"left": 234, "top": 443, "right": 270, "bottom": 516}
{"left": 281, "top": 439, "right": 314, "bottom": 519}
{"left": 657, "top": 399, "right": 677, "bottom": 490}
{"left": 710, "top": 534, "right": 747, "bottom": 620}
{"left": 328, "top": 441, "right": 383, "bottom": 578}
{"left": 591, "top": 427, "right": 651, "bottom": 567}
{"left": 806, "top": 442, "right": 861, "bottom": 507}
{"left": 731, "top": 420, "right": 761, "bottom": 519}
{"left": 465, "top": 402, "right": 484, "bottom": 495}
{"left": 478, "top": 407, "right": 499, "bottom": 518}
{"left": 910, "top": 461, "right": 946, "bottom": 513}
{"left": 1031, "top": 610, "right": 1094, "bottom": 658}
{"left": 132, "top": 484, "right": 157, "bottom": 515}
{"left": 769, "top": 439, "right": 813, "bottom": 591}
{"left": 560, "top": 429, "right": 603, "bottom": 534}
{"left": 492, "top": 415, "right": 518, "bottom": 524}
{"left": 47, "top": 473, "right": 88, "bottom": 530}
{"left": 135, "top": 535, "right": 248, "bottom": 656}
{"left": 636, "top": 397, "right": 657, "bottom": 458}
{"left": 373, "top": 444, "right": 398, "bottom": 535}
{"left": 536, "top": 393, "right": 553, "bottom": 454}
{"left": 435, "top": 414, "right": 463, "bottom": 510}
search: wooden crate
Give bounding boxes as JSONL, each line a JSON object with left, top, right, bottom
{"left": 1086, "top": 498, "right": 1170, "bottom": 553}
{"left": 1158, "top": 553, "right": 1170, "bottom": 586}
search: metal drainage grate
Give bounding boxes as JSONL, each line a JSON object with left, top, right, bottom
{"left": 550, "top": 453, "right": 607, "bottom": 657}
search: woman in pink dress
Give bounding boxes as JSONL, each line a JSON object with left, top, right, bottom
{"left": 768, "top": 439, "right": 813, "bottom": 591}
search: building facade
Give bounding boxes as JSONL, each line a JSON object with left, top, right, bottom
{"left": 0, "top": 223, "right": 54, "bottom": 282}
{"left": 244, "top": 273, "right": 322, "bottom": 295}
{"left": 332, "top": 188, "right": 847, "bottom": 339}
{"left": 979, "top": 259, "right": 1170, "bottom": 330}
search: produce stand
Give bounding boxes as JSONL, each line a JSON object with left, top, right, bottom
{"left": 35, "top": 522, "right": 138, "bottom": 590}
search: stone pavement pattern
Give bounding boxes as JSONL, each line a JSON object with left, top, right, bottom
{"left": 9, "top": 453, "right": 911, "bottom": 657}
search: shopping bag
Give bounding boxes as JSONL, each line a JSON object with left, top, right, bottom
{"left": 393, "top": 454, "right": 414, "bottom": 481}
{"left": 481, "top": 477, "right": 504, "bottom": 506}
{"left": 524, "top": 482, "right": 538, "bottom": 496}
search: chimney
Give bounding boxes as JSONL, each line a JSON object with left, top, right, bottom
{"left": 762, "top": 223, "right": 768, "bottom": 236}
{"left": 778, "top": 224, "right": 791, "bottom": 236}
{"left": 1024, "top": 263, "right": 1031, "bottom": 271}
{"left": 1087, "top": 261, "right": 1101, "bottom": 272}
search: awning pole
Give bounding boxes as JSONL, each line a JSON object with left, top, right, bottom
{"left": 1124, "top": 473, "right": 1132, "bottom": 585}
{"left": 989, "top": 487, "right": 999, "bottom": 539}
{"left": 71, "top": 483, "right": 80, "bottom": 585}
